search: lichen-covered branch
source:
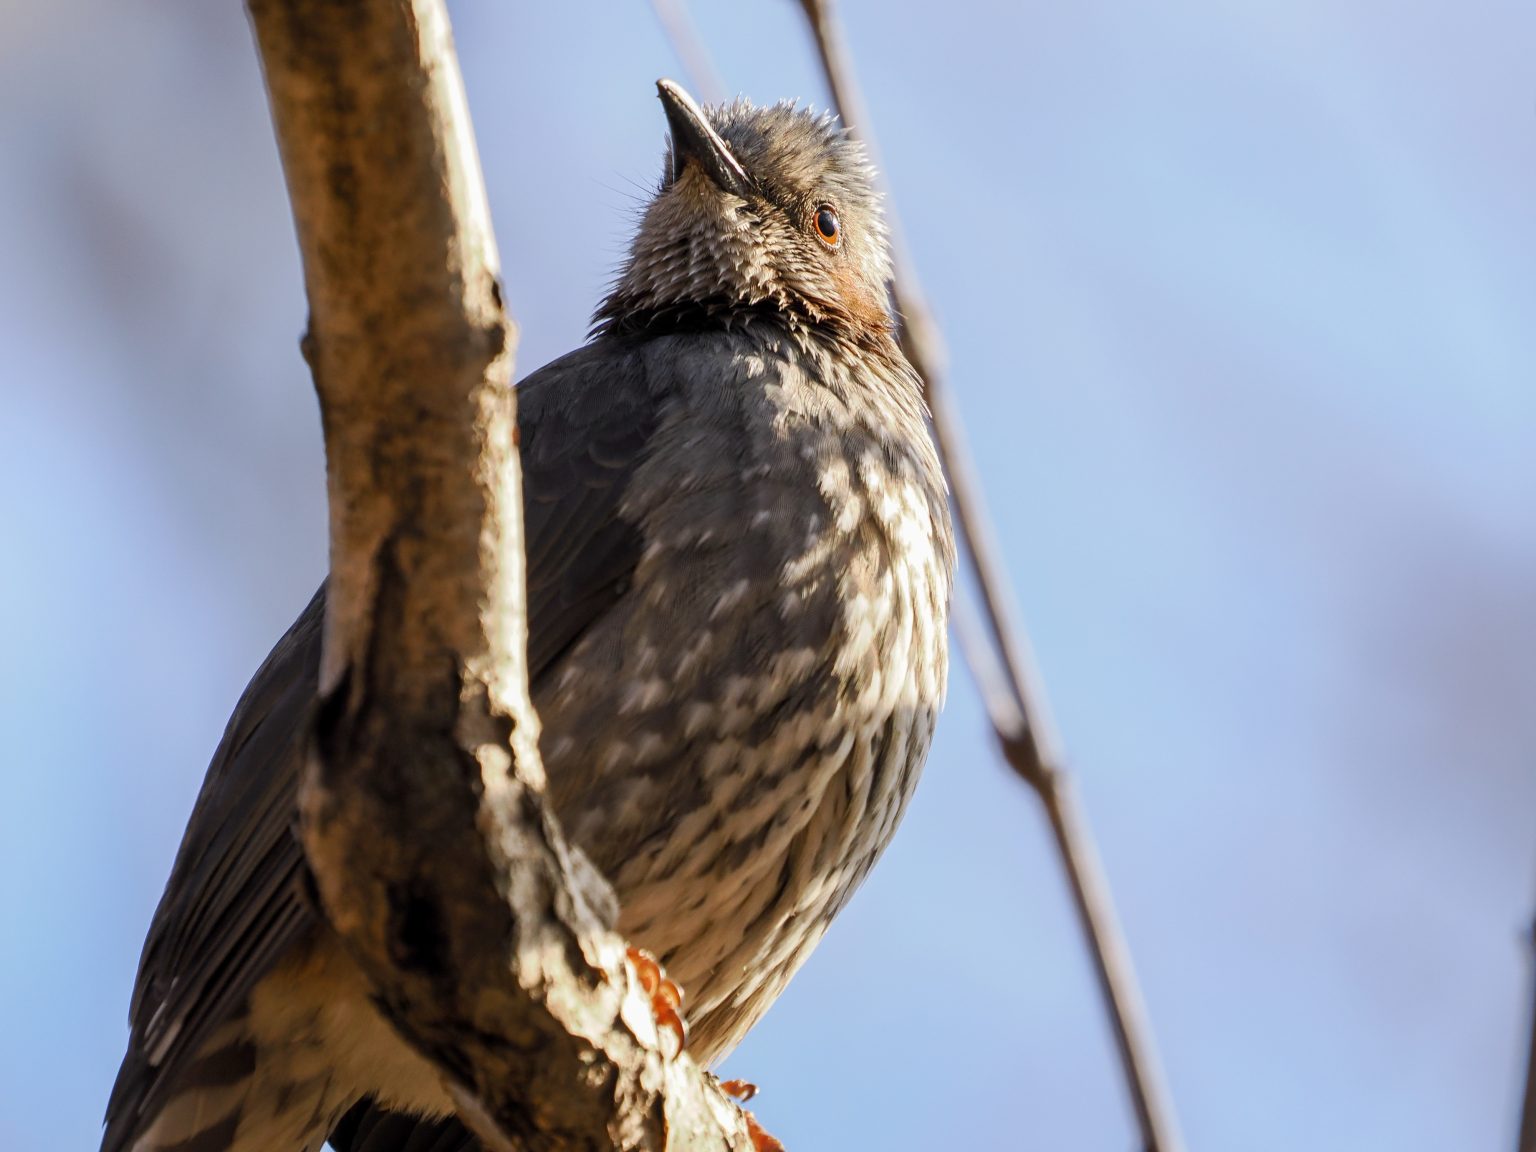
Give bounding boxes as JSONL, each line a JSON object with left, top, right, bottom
{"left": 244, "top": 2, "right": 754, "bottom": 1148}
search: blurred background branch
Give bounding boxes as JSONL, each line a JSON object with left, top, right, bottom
{"left": 1518, "top": 916, "right": 1536, "bottom": 1152}
{"left": 649, "top": 0, "right": 726, "bottom": 106}
{"left": 788, "top": 3, "right": 1185, "bottom": 1148}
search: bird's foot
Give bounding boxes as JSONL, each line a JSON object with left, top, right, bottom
{"left": 718, "top": 1079, "right": 758, "bottom": 1102}
{"left": 624, "top": 953, "right": 781, "bottom": 1149}
{"left": 626, "top": 946, "right": 687, "bottom": 1058}
{"left": 744, "top": 1117, "right": 785, "bottom": 1152}
{"left": 718, "top": 1079, "right": 782, "bottom": 1151}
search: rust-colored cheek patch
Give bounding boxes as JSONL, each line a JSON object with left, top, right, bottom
{"left": 832, "top": 262, "right": 892, "bottom": 337}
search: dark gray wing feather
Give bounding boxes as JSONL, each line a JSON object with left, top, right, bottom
{"left": 329, "top": 1106, "right": 477, "bottom": 1152}
{"left": 103, "top": 589, "right": 323, "bottom": 1149}
{"left": 104, "top": 343, "right": 658, "bottom": 1152}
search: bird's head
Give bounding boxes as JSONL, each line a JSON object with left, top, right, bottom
{"left": 594, "top": 80, "right": 894, "bottom": 342}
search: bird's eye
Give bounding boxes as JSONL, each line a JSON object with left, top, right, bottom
{"left": 813, "top": 205, "right": 841, "bottom": 247}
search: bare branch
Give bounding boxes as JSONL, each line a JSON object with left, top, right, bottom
{"left": 649, "top": 0, "right": 727, "bottom": 106}
{"left": 785, "top": 2, "right": 1186, "bottom": 1147}
{"left": 1518, "top": 913, "right": 1536, "bottom": 1152}
{"left": 245, "top": 2, "right": 754, "bottom": 1148}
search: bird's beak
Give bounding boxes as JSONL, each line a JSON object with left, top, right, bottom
{"left": 657, "top": 78, "right": 752, "bottom": 198}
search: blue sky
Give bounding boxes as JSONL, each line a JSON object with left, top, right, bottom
{"left": 1, "top": 2, "right": 1533, "bottom": 1149}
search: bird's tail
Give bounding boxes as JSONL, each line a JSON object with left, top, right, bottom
{"left": 103, "top": 1016, "right": 348, "bottom": 1152}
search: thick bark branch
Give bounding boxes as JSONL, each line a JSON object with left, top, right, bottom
{"left": 245, "top": 2, "right": 753, "bottom": 1149}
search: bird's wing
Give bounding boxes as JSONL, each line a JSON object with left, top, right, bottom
{"left": 104, "top": 344, "right": 659, "bottom": 1151}
{"left": 102, "top": 587, "right": 325, "bottom": 1151}
{"left": 329, "top": 1103, "right": 479, "bottom": 1152}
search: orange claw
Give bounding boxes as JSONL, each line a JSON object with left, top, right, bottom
{"left": 718, "top": 1079, "right": 778, "bottom": 1149}
{"left": 744, "top": 1111, "right": 784, "bottom": 1152}
{"left": 627, "top": 946, "right": 688, "bottom": 1057}
{"left": 718, "top": 1078, "right": 759, "bottom": 1102}
{"left": 625, "top": 950, "right": 777, "bottom": 1148}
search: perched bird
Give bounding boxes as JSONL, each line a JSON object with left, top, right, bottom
{"left": 104, "top": 79, "right": 954, "bottom": 1152}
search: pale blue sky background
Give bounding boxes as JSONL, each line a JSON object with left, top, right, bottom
{"left": 2, "top": 2, "right": 1533, "bottom": 1149}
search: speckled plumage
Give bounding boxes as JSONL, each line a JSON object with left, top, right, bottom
{"left": 104, "top": 82, "right": 953, "bottom": 1152}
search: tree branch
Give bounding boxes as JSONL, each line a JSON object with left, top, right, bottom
{"left": 785, "top": 3, "right": 1186, "bottom": 1148}
{"left": 1518, "top": 912, "right": 1536, "bottom": 1152}
{"left": 245, "top": 2, "right": 754, "bottom": 1148}
{"left": 649, "top": 0, "right": 727, "bottom": 106}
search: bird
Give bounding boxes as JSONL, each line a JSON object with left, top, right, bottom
{"left": 103, "top": 78, "right": 954, "bottom": 1152}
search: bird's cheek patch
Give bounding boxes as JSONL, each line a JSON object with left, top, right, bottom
{"left": 831, "top": 262, "right": 891, "bottom": 335}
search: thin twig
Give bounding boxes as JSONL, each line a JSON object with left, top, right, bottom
{"left": 649, "top": 0, "right": 727, "bottom": 106}
{"left": 789, "top": 2, "right": 1184, "bottom": 1147}
{"left": 1518, "top": 913, "right": 1536, "bottom": 1152}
